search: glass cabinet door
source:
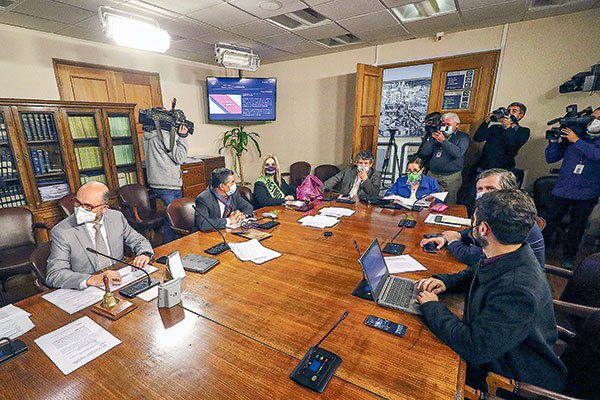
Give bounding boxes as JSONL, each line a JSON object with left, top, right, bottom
{"left": 107, "top": 113, "right": 138, "bottom": 187}
{"left": 0, "top": 111, "right": 27, "bottom": 208}
{"left": 66, "top": 112, "right": 110, "bottom": 187}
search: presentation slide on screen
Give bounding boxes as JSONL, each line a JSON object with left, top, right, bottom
{"left": 207, "top": 78, "right": 276, "bottom": 121}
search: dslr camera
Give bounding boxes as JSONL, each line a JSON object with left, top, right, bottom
{"left": 424, "top": 112, "right": 441, "bottom": 135}
{"left": 490, "top": 107, "right": 518, "bottom": 125}
{"left": 545, "top": 104, "right": 593, "bottom": 141}
{"left": 139, "top": 98, "right": 194, "bottom": 137}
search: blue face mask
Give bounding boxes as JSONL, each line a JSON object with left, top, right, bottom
{"left": 357, "top": 166, "right": 370, "bottom": 173}
{"left": 226, "top": 183, "right": 237, "bottom": 196}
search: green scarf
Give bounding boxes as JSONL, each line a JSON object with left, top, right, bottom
{"left": 256, "top": 176, "right": 285, "bottom": 199}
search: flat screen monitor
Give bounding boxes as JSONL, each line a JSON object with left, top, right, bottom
{"left": 206, "top": 77, "right": 276, "bottom": 121}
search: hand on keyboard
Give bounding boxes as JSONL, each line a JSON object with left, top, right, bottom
{"left": 414, "top": 278, "right": 447, "bottom": 294}
{"left": 416, "top": 290, "right": 439, "bottom": 305}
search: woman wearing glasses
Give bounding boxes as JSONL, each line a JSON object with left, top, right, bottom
{"left": 253, "top": 154, "right": 295, "bottom": 208}
{"left": 385, "top": 155, "right": 440, "bottom": 200}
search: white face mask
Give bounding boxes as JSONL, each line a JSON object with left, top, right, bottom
{"left": 475, "top": 191, "right": 486, "bottom": 200}
{"left": 226, "top": 183, "right": 237, "bottom": 196}
{"left": 440, "top": 125, "right": 454, "bottom": 137}
{"left": 75, "top": 206, "right": 97, "bottom": 224}
{"left": 587, "top": 119, "right": 600, "bottom": 134}
{"left": 357, "top": 165, "right": 370, "bottom": 172}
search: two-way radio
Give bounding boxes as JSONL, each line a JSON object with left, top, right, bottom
{"left": 289, "top": 310, "right": 349, "bottom": 393}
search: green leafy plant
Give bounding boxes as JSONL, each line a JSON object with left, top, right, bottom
{"left": 219, "top": 126, "right": 261, "bottom": 184}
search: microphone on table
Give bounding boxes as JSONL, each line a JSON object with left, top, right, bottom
{"left": 85, "top": 247, "right": 159, "bottom": 298}
{"left": 352, "top": 240, "right": 373, "bottom": 301}
{"left": 192, "top": 205, "right": 230, "bottom": 255}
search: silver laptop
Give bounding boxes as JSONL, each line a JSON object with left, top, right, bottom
{"left": 358, "top": 239, "right": 421, "bottom": 315}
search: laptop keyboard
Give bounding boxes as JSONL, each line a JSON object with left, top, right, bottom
{"left": 384, "top": 279, "right": 415, "bottom": 308}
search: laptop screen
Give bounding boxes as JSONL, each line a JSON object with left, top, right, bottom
{"left": 359, "top": 239, "right": 389, "bottom": 297}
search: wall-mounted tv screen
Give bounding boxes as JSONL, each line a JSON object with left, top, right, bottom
{"left": 206, "top": 77, "right": 277, "bottom": 121}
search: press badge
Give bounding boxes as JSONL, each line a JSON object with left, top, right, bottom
{"left": 574, "top": 164, "right": 584, "bottom": 174}
{"left": 435, "top": 151, "right": 443, "bottom": 158}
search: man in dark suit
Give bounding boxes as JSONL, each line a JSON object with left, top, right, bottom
{"left": 46, "top": 181, "right": 153, "bottom": 289}
{"left": 194, "top": 167, "right": 254, "bottom": 232}
{"left": 320, "top": 150, "right": 381, "bottom": 199}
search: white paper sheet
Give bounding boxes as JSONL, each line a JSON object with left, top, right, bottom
{"left": 34, "top": 316, "right": 121, "bottom": 375}
{"left": 42, "top": 286, "right": 104, "bottom": 315}
{"left": 318, "top": 207, "right": 356, "bottom": 218}
{"left": 109, "top": 264, "right": 159, "bottom": 292}
{"left": 425, "top": 213, "right": 469, "bottom": 228}
{"left": 384, "top": 255, "right": 428, "bottom": 274}
{"left": 382, "top": 195, "right": 415, "bottom": 208}
{"left": 0, "top": 305, "right": 35, "bottom": 339}
{"left": 137, "top": 285, "right": 159, "bottom": 302}
{"left": 0, "top": 304, "right": 31, "bottom": 320}
{"left": 298, "top": 215, "right": 340, "bottom": 229}
{"left": 430, "top": 192, "right": 449, "bottom": 202}
{"left": 228, "top": 239, "right": 282, "bottom": 265}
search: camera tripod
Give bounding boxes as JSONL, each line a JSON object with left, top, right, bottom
{"left": 379, "top": 129, "right": 402, "bottom": 190}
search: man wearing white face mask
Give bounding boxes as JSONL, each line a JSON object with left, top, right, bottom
{"left": 418, "top": 112, "right": 470, "bottom": 204}
{"left": 543, "top": 107, "right": 600, "bottom": 269}
{"left": 321, "top": 150, "right": 381, "bottom": 200}
{"left": 46, "top": 182, "right": 153, "bottom": 289}
{"left": 194, "top": 167, "right": 254, "bottom": 232}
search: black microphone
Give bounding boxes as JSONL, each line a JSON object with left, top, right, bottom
{"left": 314, "top": 310, "right": 349, "bottom": 348}
{"left": 192, "top": 205, "right": 230, "bottom": 255}
{"left": 382, "top": 223, "right": 406, "bottom": 255}
{"left": 351, "top": 241, "right": 372, "bottom": 301}
{"left": 86, "top": 247, "right": 160, "bottom": 298}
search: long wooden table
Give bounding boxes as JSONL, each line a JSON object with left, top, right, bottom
{"left": 2, "top": 202, "right": 469, "bottom": 399}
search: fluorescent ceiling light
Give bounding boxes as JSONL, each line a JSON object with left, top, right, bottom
{"left": 99, "top": 6, "right": 170, "bottom": 53}
{"left": 215, "top": 43, "right": 261, "bottom": 72}
{"left": 392, "top": 0, "right": 456, "bottom": 22}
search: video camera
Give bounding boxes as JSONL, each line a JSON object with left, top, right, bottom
{"left": 490, "top": 107, "right": 518, "bottom": 125}
{"left": 424, "top": 112, "right": 441, "bottom": 135}
{"left": 545, "top": 104, "right": 594, "bottom": 141}
{"left": 139, "top": 98, "right": 194, "bottom": 137}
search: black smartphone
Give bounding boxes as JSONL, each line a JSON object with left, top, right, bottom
{"left": 412, "top": 205, "right": 423, "bottom": 212}
{"left": 364, "top": 315, "right": 407, "bottom": 337}
{"left": 257, "top": 220, "right": 280, "bottom": 229}
{"left": 423, "top": 233, "right": 442, "bottom": 239}
{"left": 423, "top": 242, "right": 438, "bottom": 254}
{"left": 398, "top": 219, "right": 416, "bottom": 228}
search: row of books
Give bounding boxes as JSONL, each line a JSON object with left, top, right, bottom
{"left": 114, "top": 144, "right": 135, "bottom": 165}
{"left": 68, "top": 116, "right": 98, "bottom": 139}
{"left": 38, "top": 180, "right": 70, "bottom": 202}
{"left": 108, "top": 116, "right": 132, "bottom": 137}
{"left": 117, "top": 171, "right": 137, "bottom": 187}
{"left": 80, "top": 173, "right": 107, "bottom": 185}
{"left": 30, "top": 149, "right": 53, "bottom": 175}
{"left": 20, "top": 113, "right": 58, "bottom": 142}
{"left": 0, "top": 152, "right": 18, "bottom": 179}
{"left": 0, "top": 184, "right": 26, "bottom": 208}
{"left": 74, "top": 146, "right": 103, "bottom": 170}
{"left": 0, "top": 113, "right": 8, "bottom": 142}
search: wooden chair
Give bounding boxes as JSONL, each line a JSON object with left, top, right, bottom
{"left": 238, "top": 186, "right": 255, "bottom": 209}
{"left": 117, "top": 184, "right": 164, "bottom": 246}
{"left": 58, "top": 193, "right": 75, "bottom": 217}
{"left": 29, "top": 241, "right": 52, "bottom": 292}
{"left": 165, "top": 197, "right": 196, "bottom": 237}
{"left": 314, "top": 164, "right": 340, "bottom": 185}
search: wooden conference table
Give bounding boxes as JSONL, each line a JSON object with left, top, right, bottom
{"left": 3, "top": 202, "right": 469, "bottom": 399}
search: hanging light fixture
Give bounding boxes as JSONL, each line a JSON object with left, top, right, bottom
{"left": 215, "top": 42, "right": 261, "bottom": 72}
{"left": 99, "top": 6, "right": 171, "bottom": 53}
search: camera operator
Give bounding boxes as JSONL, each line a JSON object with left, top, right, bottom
{"left": 543, "top": 106, "right": 600, "bottom": 269}
{"left": 417, "top": 111, "right": 441, "bottom": 171}
{"left": 463, "top": 103, "right": 529, "bottom": 212}
{"left": 142, "top": 107, "right": 190, "bottom": 244}
{"left": 419, "top": 112, "right": 469, "bottom": 204}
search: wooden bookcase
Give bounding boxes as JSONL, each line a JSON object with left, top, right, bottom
{"left": 0, "top": 98, "right": 142, "bottom": 239}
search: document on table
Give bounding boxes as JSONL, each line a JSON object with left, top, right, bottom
{"left": 430, "top": 192, "right": 448, "bottom": 202}
{"left": 228, "top": 239, "right": 282, "bottom": 265}
{"left": 0, "top": 304, "right": 35, "bottom": 339}
{"left": 382, "top": 195, "right": 415, "bottom": 208}
{"left": 384, "top": 255, "right": 428, "bottom": 274}
{"left": 34, "top": 316, "right": 121, "bottom": 375}
{"left": 319, "top": 207, "right": 356, "bottom": 218}
{"left": 109, "top": 264, "right": 159, "bottom": 292}
{"left": 42, "top": 286, "right": 104, "bottom": 315}
{"left": 425, "top": 213, "right": 471, "bottom": 228}
{"left": 298, "top": 215, "right": 340, "bottom": 229}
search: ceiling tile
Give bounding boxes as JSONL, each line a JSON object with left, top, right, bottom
{"left": 402, "top": 12, "right": 461, "bottom": 35}
{"left": 55, "top": 0, "right": 127, "bottom": 12}
{"left": 524, "top": 0, "right": 596, "bottom": 19}
{"left": 55, "top": 23, "right": 111, "bottom": 43}
{"left": 12, "top": 0, "right": 94, "bottom": 24}
{"left": 313, "top": 0, "right": 385, "bottom": 20}
{"left": 0, "top": 10, "right": 70, "bottom": 32}
{"left": 227, "top": 19, "right": 285, "bottom": 39}
{"left": 381, "top": 0, "right": 418, "bottom": 7}
{"left": 457, "top": 0, "right": 521, "bottom": 10}
{"left": 338, "top": 10, "right": 400, "bottom": 32}
{"left": 294, "top": 22, "right": 347, "bottom": 40}
{"left": 301, "top": 0, "right": 332, "bottom": 6}
{"left": 161, "top": 16, "right": 218, "bottom": 39}
{"left": 274, "top": 39, "right": 323, "bottom": 53}
{"left": 460, "top": 0, "right": 526, "bottom": 23}
{"left": 355, "top": 24, "right": 412, "bottom": 42}
{"left": 188, "top": 2, "right": 257, "bottom": 28}
{"left": 112, "top": 0, "right": 179, "bottom": 24}
{"left": 258, "top": 31, "right": 307, "bottom": 47}
{"left": 136, "top": 0, "right": 223, "bottom": 15}
{"left": 231, "top": 0, "right": 306, "bottom": 18}
{"left": 196, "top": 29, "right": 247, "bottom": 44}
{"left": 169, "top": 38, "right": 215, "bottom": 53}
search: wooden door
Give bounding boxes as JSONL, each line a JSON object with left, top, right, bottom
{"left": 54, "top": 63, "right": 124, "bottom": 103}
{"left": 352, "top": 64, "right": 383, "bottom": 159}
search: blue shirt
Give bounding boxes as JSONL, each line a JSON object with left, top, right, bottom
{"left": 545, "top": 137, "right": 600, "bottom": 200}
{"left": 385, "top": 174, "right": 440, "bottom": 198}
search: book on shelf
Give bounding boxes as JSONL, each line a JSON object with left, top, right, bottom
{"left": 45, "top": 114, "right": 57, "bottom": 140}
{"left": 27, "top": 114, "right": 38, "bottom": 141}
{"left": 0, "top": 183, "right": 26, "bottom": 208}
{"left": 30, "top": 149, "right": 52, "bottom": 175}
{"left": 74, "top": 146, "right": 102, "bottom": 170}
{"left": 80, "top": 173, "right": 107, "bottom": 185}
{"left": 113, "top": 144, "right": 135, "bottom": 165}
{"left": 21, "top": 113, "right": 58, "bottom": 142}
{"left": 39, "top": 114, "right": 49, "bottom": 138}
{"left": 38, "top": 181, "right": 70, "bottom": 202}
{"left": 69, "top": 115, "right": 98, "bottom": 139}
{"left": 0, "top": 113, "right": 8, "bottom": 142}
{"left": 117, "top": 171, "right": 137, "bottom": 186}
{"left": 0, "top": 152, "right": 18, "bottom": 179}
{"left": 108, "top": 116, "right": 132, "bottom": 137}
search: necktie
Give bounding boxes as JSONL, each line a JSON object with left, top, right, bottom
{"left": 222, "top": 200, "right": 233, "bottom": 218}
{"left": 93, "top": 224, "right": 111, "bottom": 269}
{"left": 348, "top": 176, "right": 361, "bottom": 199}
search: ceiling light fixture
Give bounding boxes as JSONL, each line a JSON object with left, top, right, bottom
{"left": 99, "top": 6, "right": 171, "bottom": 53}
{"left": 259, "top": 1, "right": 283, "bottom": 11}
{"left": 215, "top": 43, "right": 261, "bottom": 72}
{"left": 392, "top": 0, "right": 456, "bottom": 22}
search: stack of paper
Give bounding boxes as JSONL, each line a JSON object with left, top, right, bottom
{"left": 229, "top": 239, "right": 282, "bottom": 265}
{"left": 425, "top": 213, "right": 471, "bottom": 228}
{"left": 383, "top": 191, "right": 449, "bottom": 208}
{"left": 0, "top": 304, "right": 35, "bottom": 339}
{"left": 319, "top": 207, "right": 356, "bottom": 218}
{"left": 382, "top": 194, "right": 415, "bottom": 208}
{"left": 384, "top": 255, "right": 428, "bottom": 274}
{"left": 298, "top": 214, "right": 340, "bottom": 229}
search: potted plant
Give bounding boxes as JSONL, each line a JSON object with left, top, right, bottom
{"left": 219, "top": 126, "right": 261, "bottom": 185}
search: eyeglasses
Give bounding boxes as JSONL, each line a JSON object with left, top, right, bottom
{"left": 406, "top": 169, "right": 421, "bottom": 174}
{"left": 73, "top": 198, "right": 107, "bottom": 211}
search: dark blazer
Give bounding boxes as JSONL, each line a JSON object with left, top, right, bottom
{"left": 474, "top": 122, "right": 530, "bottom": 170}
{"left": 194, "top": 187, "right": 254, "bottom": 232}
{"left": 253, "top": 177, "right": 294, "bottom": 208}
{"left": 420, "top": 244, "right": 567, "bottom": 393}
{"left": 321, "top": 166, "right": 381, "bottom": 198}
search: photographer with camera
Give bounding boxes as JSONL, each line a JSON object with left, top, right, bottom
{"left": 419, "top": 112, "right": 469, "bottom": 204}
{"left": 417, "top": 111, "right": 441, "bottom": 170}
{"left": 543, "top": 106, "right": 600, "bottom": 269}
{"left": 141, "top": 99, "right": 194, "bottom": 243}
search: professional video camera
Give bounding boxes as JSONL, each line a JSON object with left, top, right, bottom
{"left": 490, "top": 107, "right": 518, "bottom": 125}
{"left": 545, "top": 104, "right": 594, "bottom": 141}
{"left": 424, "top": 112, "right": 441, "bottom": 135}
{"left": 139, "top": 98, "right": 194, "bottom": 137}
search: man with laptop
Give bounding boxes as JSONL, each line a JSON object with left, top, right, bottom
{"left": 414, "top": 189, "right": 566, "bottom": 393}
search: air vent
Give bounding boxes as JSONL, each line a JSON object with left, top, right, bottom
{"left": 267, "top": 8, "right": 330, "bottom": 31}
{"left": 391, "top": 0, "right": 456, "bottom": 22}
{"left": 530, "top": 0, "right": 573, "bottom": 8}
{"left": 316, "top": 33, "right": 361, "bottom": 48}
{"left": 0, "top": 0, "right": 15, "bottom": 8}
